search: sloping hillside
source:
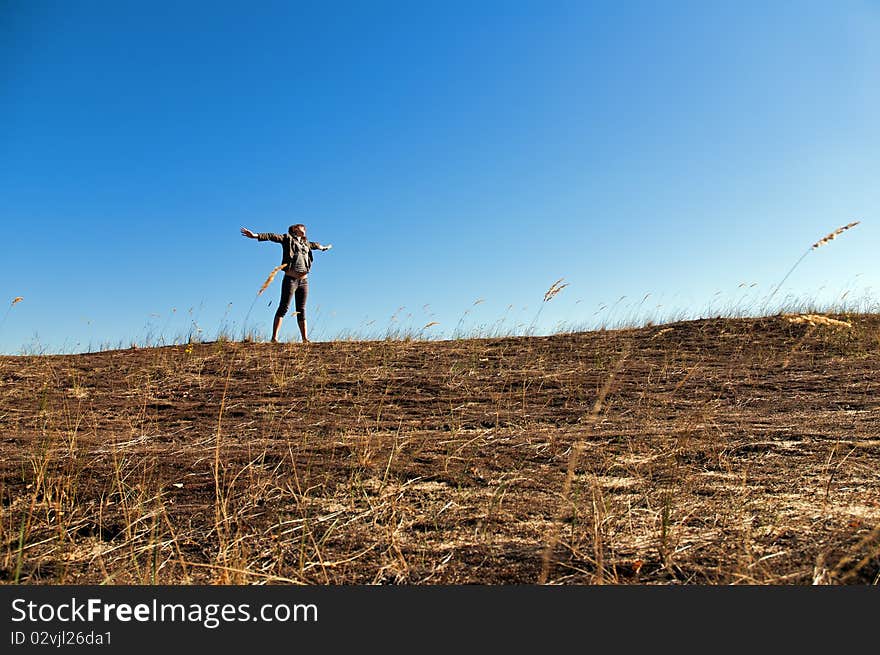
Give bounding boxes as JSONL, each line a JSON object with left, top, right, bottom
{"left": 2, "top": 315, "right": 879, "bottom": 584}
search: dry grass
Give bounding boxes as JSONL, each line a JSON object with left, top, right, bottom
{"left": 1, "top": 297, "right": 25, "bottom": 332}
{"left": 811, "top": 221, "right": 860, "bottom": 250}
{"left": 543, "top": 279, "right": 569, "bottom": 303}
{"left": 1, "top": 313, "right": 879, "bottom": 585}
{"left": 784, "top": 314, "right": 853, "bottom": 329}
{"left": 258, "top": 264, "right": 289, "bottom": 296}
{"left": 765, "top": 221, "right": 861, "bottom": 311}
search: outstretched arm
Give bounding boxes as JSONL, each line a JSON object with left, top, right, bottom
{"left": 309, "top": 241, "right": 333, "bottom": 252}
{"left": 242, "top": 227, "right": 284, "bottom": 243}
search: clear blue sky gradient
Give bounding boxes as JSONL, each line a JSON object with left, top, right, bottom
{"left": 2, "top": 1, "right": 878, "bottom": 353}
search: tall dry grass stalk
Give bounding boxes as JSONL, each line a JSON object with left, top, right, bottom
{"left": 258, "top": 263, "right": 289, "bottom": 296}
{"left": 213, "top": 361, "right": 234, "bottom": 580}
{"left": 763, "top": 221, "right": 860, "bottom": 312}
{"left": 241, "top": 265, "right": 288, "bottom": 339}
{"left": 529, "top": 278, "right": 569, "bottom": 334}
{"left": 1, "top": 296, "right": 24, "bottom": 331}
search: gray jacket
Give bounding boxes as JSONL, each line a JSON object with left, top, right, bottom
{"left": 257, "top": 233, "right": 322, "bottom": 274}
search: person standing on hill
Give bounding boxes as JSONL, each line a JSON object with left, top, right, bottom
{"left": 240, "top": 223, "right": 332, "bottom": 343}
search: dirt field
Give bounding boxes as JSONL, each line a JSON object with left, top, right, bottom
{"left": 1, "top": 315, "right": 879, "bottom": 584}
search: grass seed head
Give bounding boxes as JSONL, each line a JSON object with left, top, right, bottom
{"left": 543, "top": 278, "right": 569, "bottom": 302}
{"left": 811, "top": 221, "right": 860, "bottom": 250}
{"left": 258, "top": 264, "right": 288, "bottom": 295}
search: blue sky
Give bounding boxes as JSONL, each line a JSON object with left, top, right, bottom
{"left": 2, "top": 1, "right": 878, "bottom": 353}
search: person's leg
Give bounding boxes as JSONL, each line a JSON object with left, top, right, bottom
{"left": 273, "top": 276, "right": 294, "bottom": 342}
{"left": 294, "top": 278, "right": 309, "bottom": 342}
{"left": 271, "top": 315, "right": 283, "bottom": 342}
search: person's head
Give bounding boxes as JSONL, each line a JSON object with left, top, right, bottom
{"left": 288, "top": 223, "right": 306, "bottom": 238}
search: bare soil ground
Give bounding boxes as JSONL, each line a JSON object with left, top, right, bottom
{"left": 1, "top": 315, "right": 879, "bottom": 584}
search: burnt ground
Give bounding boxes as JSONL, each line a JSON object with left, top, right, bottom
{"left": 1, "top": 315, "right": 879, "bottom": 584}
